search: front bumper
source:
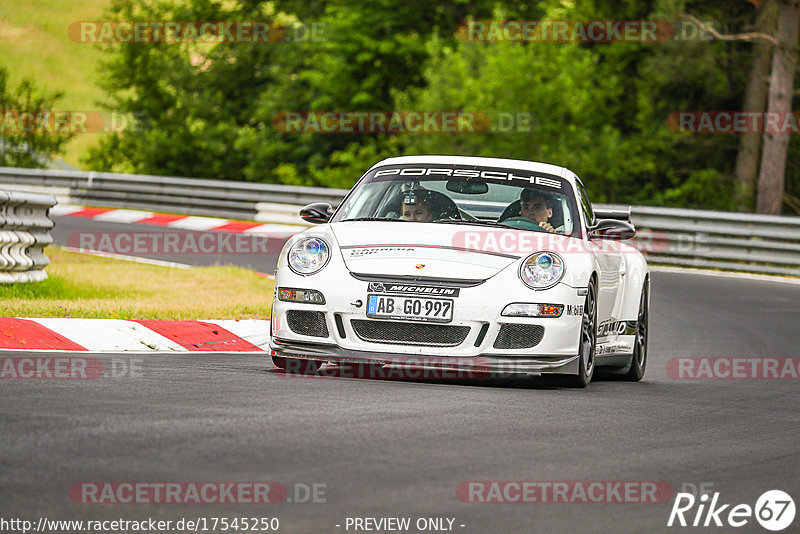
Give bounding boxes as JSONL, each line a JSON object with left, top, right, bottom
{"left": 270, "top": 338, "right": 580, "bottom": 375}
{"left": 272, "top": 236, "right": 588, "bottom": 375}
{"left": 272, "top": 275, "right": 585, "bottom": 368}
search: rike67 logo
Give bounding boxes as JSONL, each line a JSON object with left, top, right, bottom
{"left": 668, "top": 489, "right": 795, "bottom": 531}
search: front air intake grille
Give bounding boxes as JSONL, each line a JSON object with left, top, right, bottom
{"left": 493, "top": 324, "right": 544, "bottom": 349}
{"left": 474, "top": 323, "right": 490, "bottom": 347}
{"left": 334, "top": 313, "right": 346, "bottom": 339}
{"left": 286, "top": 310, "right": 329, "bottom": 338}
{"left": 350, "top": 319, "right": 470, "bottom": 347}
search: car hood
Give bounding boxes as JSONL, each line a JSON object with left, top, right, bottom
{"left": 331, "top": 221, "right": 575, "bottom": 280}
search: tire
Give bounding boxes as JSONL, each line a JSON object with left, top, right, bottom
{"left": 271, "top": 355, "right": 322, "bottom": 373}
{"left": 624, "top": 280, "right": 648, "bottom": 382}
{"left": 567, "top": 278, "right": 597, "bottom": 388}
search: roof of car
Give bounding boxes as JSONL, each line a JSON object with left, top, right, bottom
{"left": 368, "top": 155, "right": 576, "bottom": 184}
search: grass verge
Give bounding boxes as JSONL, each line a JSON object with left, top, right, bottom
{"left": 0, "top": 247, "right": 274, "bottom": 319}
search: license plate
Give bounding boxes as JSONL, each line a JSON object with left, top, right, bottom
{"left": 366, "top": 294, "right": 453, "bottom": 323}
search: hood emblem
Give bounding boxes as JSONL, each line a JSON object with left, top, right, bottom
{"left": 415, "top": 264, "right": 425, "bottom": 269}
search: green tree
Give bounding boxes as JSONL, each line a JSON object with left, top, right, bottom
{"left": 84, "top": 0, "right": 799, "bottom": 213}
{"left": 392, "top": 0, "right": 774, "bottom": 209}
{"left": 392, "top": 35, "right": 640, "bottom": 203}
{"left": 0, "top": 65, "right": 74, "bottom": 168}
{"left": 236, "top": 0, "right": 537, "bottom": 186}
{"left": 85, "top": 0, "right": 538, "bottom": 186}
{"left": 84, "top": 0, "right": 284, "bottom": 178}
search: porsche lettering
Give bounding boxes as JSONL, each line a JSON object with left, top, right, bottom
{"left": 372, "top": 167, "right": 562, "bottom": 189}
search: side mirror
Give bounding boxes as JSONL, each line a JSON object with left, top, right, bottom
{"left": 588, "top": 219, "right": 636, "bottom": 240}
{"left": 300, "top": 203, "right": 334, "bottom": 224}
{"left": 593, "top": 207, "right": 631, "bottom": 223}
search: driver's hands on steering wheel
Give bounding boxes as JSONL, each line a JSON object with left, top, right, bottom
{"left": 499, "top": 216, "right": 554, "bottom": 233}
{"left": 538, "top": 221, "right": 555, "bottom": 233}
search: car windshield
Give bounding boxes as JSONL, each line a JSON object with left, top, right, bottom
{"left": 333, "top": 164, "right": 581, "bottom": 237}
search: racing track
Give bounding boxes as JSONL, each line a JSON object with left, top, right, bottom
{"left": 0, "top": 215, "right": 798, "bottom": 533}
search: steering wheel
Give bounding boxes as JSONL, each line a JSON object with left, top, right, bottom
{"left": 500, "top": 217, "right": 551, "bottom": 232}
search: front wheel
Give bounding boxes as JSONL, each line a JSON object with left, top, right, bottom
{"left": 567, "top": 279, "right": 597, "bottom": 388}
{"left": 624, "top": 281, "right": 648, "bottom": 381}
{"left": 271, "top": 355, "right": 322, "bottom": 373}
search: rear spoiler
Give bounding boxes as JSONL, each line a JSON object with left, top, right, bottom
{"left": 594, "top": 206, "right": 631, "bottom": 223}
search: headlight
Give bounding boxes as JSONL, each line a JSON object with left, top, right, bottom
{"left": 519, "top": 252, "right": 565, "bottom": 290}
{"left": 288, "top": 237, "right": 330, "bottom": 275}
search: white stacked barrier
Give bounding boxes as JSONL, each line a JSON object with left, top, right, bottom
{"left": 0, "top": 190, "right": 56, "bottom": 283}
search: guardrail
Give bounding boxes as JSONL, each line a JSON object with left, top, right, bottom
{"left": 0, "top": 189, "right": 56, "bottom": 283}
{"left": 0, "top": 167, "right": 348, "bottom": 222}
{"left": 1, "top": 167, "right": 798, "bottom": 277}
{"left": 596, "top": 204, "right": 800, "bottom": 277}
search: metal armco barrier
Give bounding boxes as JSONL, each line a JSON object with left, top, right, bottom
{"left": 596, "top": 204, "right": 800, "bottom": 277}
{"left": 0, "top": 167, "right": 348, "bottom": 221}
{"left": 1, "top": 167, "right": 798, "bottom": 277}
{"left": 0, "top": 189, "right": 56, "bottom": 283}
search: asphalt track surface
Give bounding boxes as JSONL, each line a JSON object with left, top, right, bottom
{"left": 1, "top": 217, "right": 799, "bottom": 533}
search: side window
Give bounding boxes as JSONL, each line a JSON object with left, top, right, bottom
{"left": 576, "top": 180, "right": 595, "bottom": 228}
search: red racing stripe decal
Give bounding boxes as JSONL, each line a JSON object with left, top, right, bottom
{"left": 0, "top": 318, "right": 88, "bottom": 351}
{"left": 135, "top": 320, "right": 262, "bottom": 351}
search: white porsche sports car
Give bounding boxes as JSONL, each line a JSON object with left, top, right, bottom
{"left": 269, "top": 156, "right": 649, "bottom": 387}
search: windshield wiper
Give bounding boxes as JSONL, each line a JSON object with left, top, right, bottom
{"left": 341, "top": 217, "right": 406, "bottom": 222}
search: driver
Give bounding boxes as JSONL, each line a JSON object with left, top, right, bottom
{"left": 520, "top": 189, "right": 557, "bottom": 233}
{"left": 401, "top": 191, "right": 434, "bottom": 222}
